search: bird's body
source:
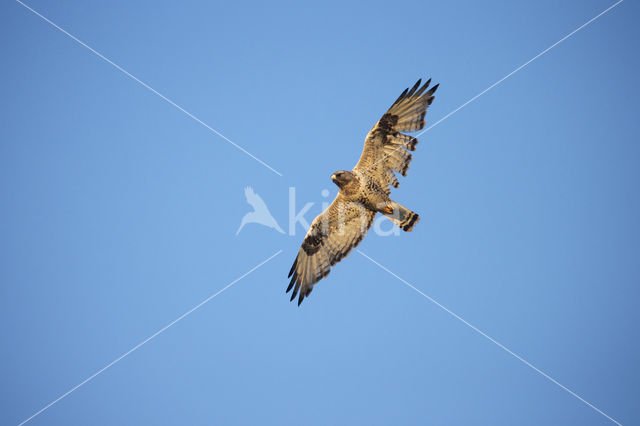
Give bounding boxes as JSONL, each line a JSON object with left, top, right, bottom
{"left": 337, "top": 170, "right": 389, "bottom": 209}
{"left": 287, "top": 79, "right": 438, "bottom": 305}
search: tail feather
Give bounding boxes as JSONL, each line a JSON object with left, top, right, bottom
{"left": 380, "top": 201, "right": 420, "bottom": 232}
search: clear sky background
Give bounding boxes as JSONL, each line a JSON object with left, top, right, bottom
{"left": 1, "top": 1, "right": 638, "bottom": 425}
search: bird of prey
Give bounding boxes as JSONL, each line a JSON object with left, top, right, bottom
{"left": 236, "top": 186, "right": 285, "bottom": 235}
{"left": 287, "top": 78, "right": 439, "bottom": 305}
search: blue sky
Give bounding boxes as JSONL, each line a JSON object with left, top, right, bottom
{"left": 1, "top": 0, "right": 638, "bottom": 425}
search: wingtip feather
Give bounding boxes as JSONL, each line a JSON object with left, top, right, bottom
{"left": 288, "top": 255, "right": 298, "bottom": 278}
{"left": 407, "top": 79, "right": 421, "bottom": 97}
{"left": 286, "top": 273, "right": 296, "bottom": 293}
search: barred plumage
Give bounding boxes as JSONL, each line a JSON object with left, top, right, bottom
{"left": 287, "top": 79, "right": 438, "bottom": 305}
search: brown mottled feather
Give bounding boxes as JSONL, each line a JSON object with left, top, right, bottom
{"left": 355, "top": 79, "right": 438, "bottom": 192}
{"left": 287, "top": 79, "right": 438, "bottom": 305}
{"left": 287, "top": 193, "right": 375, "bottom": 305}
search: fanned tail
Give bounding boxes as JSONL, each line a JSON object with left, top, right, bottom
{"left": 380, "top": 201, "right": 420, "bottom": 232}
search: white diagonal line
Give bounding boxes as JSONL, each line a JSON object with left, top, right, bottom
{"left": 415, "top": 0, "right": 623, "bottom": 137}
{"left": 15, "top": 0, "right": 283, "bottom": 177}
{"left": 362, "top": 0, "right": 623, "bottom": 175}
{"left": 356, "top": 250, "right": 622, "bottom": 426}
{"left": 17, "top": 249, "right": 283, "bottom": 426}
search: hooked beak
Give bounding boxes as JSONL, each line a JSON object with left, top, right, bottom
{"left": 331, "top": 174, "right": 337, "bottom": 181}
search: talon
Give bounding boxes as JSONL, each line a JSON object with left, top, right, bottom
{"left": 384, "top": 204, "right": 394, "bottom": 214}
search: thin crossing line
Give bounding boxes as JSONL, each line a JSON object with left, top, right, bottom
{"left": 361, "top": 0, "right": 623, "bottom": 175}
{"left": 357, "top": 250, "right": 622, "bottom": 426}
{"left": 15, "top": 0, "right": 283, "bottom": 177}
{"left": 18, "top": 250, "right": 283, "bottom": 426}
{"left": 415, "top": 0, "right": 624, "bottom": 137}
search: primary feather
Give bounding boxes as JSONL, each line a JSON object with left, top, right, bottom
{"left": 287, "top": 79, "right": 438, "bottom": 305}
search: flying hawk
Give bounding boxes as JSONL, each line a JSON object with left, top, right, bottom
{"left": 287, "top": 78, "right": 439, "bottom": 305}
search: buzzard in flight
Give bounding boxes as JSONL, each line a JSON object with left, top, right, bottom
{"left": 287, "top": 79, "right": 439, "bottom": 305}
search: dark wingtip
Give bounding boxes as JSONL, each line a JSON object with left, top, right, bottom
{"left": 286, "top": 273, "right": 296, "bottom": 293}
{"left": 427, "top": 83, "right": 439, "bottom": 96}
{"left": 415, "top": 78, "right": 429, "bottom": 96}
{"left": 407, "top": 79, "right": 421, "bottom": 96}
{"left": 289, "top": 277, "right": 300, "bottom": 300}
{"left": 393, "top": 87, "right": 409, "bottom": 105}
{"left": 288, "top": 255, "right": 298, "bottom": 278}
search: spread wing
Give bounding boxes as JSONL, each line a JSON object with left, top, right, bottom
{"left": 354, "top": 79, "right": 438, "bottom": 193}
{"left": 287, "top": 194, "right": 376, "bottom": 305}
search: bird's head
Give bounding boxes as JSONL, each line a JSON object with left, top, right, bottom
{"left": 331, "top": 170, "right": 354, "bottom": 188}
